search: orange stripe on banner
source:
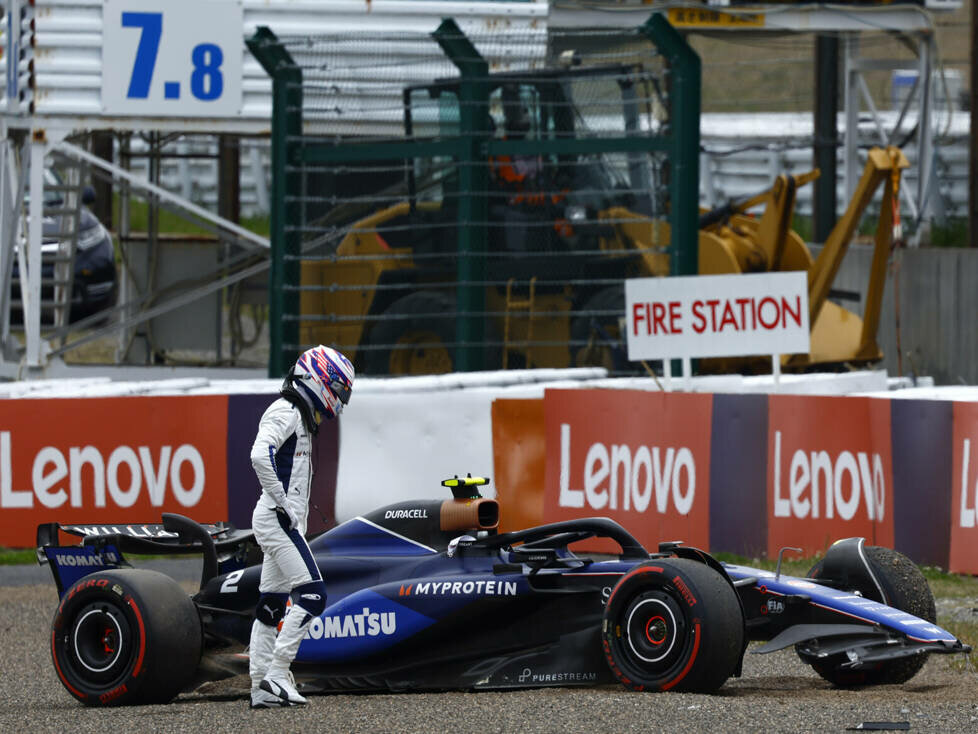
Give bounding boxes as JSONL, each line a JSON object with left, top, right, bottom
{"left": 491, "top": 398, "right": 545, "bottom": 532}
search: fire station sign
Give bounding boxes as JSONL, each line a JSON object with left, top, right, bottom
{"left": 625, "top": 272, "right": 810, "bottom": 361}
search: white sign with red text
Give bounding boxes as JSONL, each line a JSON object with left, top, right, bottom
{"left": 625, "top": 272, "right": 810, "bottom": 361}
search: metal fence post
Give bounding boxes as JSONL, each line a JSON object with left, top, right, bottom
{"left": 433, "top": 19, "right": 489, "bottom": 372}
{"left": 247, "top": 27, "right": 302, "bottom": 377}
{"left": 641, "top": 14, "right": 700, "bottom": 277}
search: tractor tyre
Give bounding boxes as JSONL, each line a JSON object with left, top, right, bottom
{"left": 365, "top": 292, "right": 456, "bottom": 376}
{"left": 572, "top": 287, "right": 626, "bottom": 371}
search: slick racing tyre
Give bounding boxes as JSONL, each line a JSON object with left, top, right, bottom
{"left": 602, "top": 558, "right": 744, "bottom": 693}
{"left": 51, "top": 569, "right": 202, "bottom": 706}
{"left": 800, "top": 546, "right": 936, "bottom": 687}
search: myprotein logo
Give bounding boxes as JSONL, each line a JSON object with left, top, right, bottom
{"left": 557, "top": 424, "right": 696, "bottom": 515}
{"left": 771, "top": 430, "right": 885, "bottom": 522}
{"left": 0, "top": 431, "right": 206, "bottom": 509}
{"left": 304, "top": 607, "right": 396, "bottom": 640}
{"left": 399, "top": 580, "right": 518, "bottom": 597}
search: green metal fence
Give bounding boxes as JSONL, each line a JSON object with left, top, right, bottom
{"left": 248, "top": 14, "right": 700, "bottom": 378}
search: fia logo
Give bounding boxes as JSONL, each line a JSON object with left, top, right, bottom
{"left": 765, "top": 598, "right": 785, "bottom": 615}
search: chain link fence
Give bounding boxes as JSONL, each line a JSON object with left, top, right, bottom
{"left": 249, "top": 15, "right": 699, "bottom": 377}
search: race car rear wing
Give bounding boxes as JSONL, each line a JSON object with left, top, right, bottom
{"left": 37, "top": 513, "right": 255, "bottom": 596}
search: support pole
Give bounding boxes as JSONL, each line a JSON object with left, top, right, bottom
{"left": 25, "top": 133, "right": 46, "bottom": 367}
{"left": 433, "top": 19, "right": 489, "bottom": 372}
{"left": 641, "top": 14, "right": 700, "bottom": 278}
{"left": 843, "top": 34, "right": 860, "bottom": 206}
{"left": 246, "top": 28, "right": 302, "bottom": 377}
{"left": 970, "top": 0, "right": 978, "bottom": 247}
{"left": 915, "top": 32, "right": 934, "bottom": 235}
{"left": 814, "top": 34, "right": 838, "bottom": 244}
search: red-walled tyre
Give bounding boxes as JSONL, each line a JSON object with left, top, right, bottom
{"left": 51, "top": 569, "right": 202, "bottom": 706}
{"left": 602, "top": 558, "right": 744, "bottom": 693}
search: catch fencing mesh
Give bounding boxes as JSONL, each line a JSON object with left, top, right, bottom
{"left": 267, "top": 22, "right": 685, "bottom": 376}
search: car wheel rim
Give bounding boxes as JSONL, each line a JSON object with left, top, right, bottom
{"left": 618, "top": 590, "right": 688, "bottom": 672}
{"left": 67, "top": 602, "right": 132, "bottom": 684}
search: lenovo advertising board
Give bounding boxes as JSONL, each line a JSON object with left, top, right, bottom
{"left": 0, "top": 396, "right": 229, "bottom": 547}
{"left": 542, "top": 389, "right": 713, "bottom": 550}
{"left": 950, "top": 402, "right": 978, "bottom": 573}
{"left": 767, "top": 395, "right": 894, "bottom": 557}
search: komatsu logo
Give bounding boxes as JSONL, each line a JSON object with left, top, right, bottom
{"left": 54, "top": 552, "right": 118, "bottom": 567}
{"left": 305, "top": 607, "right": 396, "bottom": 640}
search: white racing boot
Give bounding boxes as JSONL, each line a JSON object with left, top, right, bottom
{"left": 251, "top": 686, "right": 293, "bottom": 709}
{"left": 260, "top": 607, "right": 310, "bottom": 705}
{"left": 259, "top": 671, "right": 306, "bottom": 706}
{"left": 249, "top": 619, "right": 292, "bottom": 708}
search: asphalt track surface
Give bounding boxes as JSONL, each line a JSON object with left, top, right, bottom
{"left": 5, "top": 562, "right": 978, "bottom": 734}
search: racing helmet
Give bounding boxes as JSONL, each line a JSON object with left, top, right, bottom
{"left": 291, "top": 345, "right": 355, "bottom": 420}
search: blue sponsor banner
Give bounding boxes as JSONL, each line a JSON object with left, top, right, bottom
{"left": 709, "top": 394, "right": 768, "bottom": 557}
{"left": 296, "top": 589, "right": 435, "bottom": 662}
{"left": 44, "top": 545, "right": 123, "bottom": 596}
{"left": 225, "top": 395, "right": 339, "bottom": 533}
{"left": 890, "top": 399, "right": 953, "bottom": 568}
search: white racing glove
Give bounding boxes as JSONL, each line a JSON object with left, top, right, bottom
{"left": 276, "top": 504, "right": 299, "bottom": 532}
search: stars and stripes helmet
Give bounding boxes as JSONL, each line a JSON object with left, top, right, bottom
{"left": 291, "top": 345, "right": 355, "bottom": 420}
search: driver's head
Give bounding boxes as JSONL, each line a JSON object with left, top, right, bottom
{"left": 287, "top": 345, "right": 354, "bottom": 423}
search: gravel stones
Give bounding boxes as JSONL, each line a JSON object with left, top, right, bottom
{"left": 4, "top": 584, "right": 977, "bottom": 734}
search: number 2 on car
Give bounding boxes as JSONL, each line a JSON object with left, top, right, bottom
{"left": 101, "top": 0, "right": 243, "bottom": 117}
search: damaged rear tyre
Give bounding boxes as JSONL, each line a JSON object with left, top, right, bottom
{"left": 51, "top": 569, "right": 202, "bottom": 706}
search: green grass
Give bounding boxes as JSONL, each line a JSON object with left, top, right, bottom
{"left": 920, "top": 564, "right": 978, "bottom": 599}
{"left": 1, "top": 547, "right": 204, "bottom": 565}
{"left": 0, "top": 548, "right": 38, "bottom": 565}
{"left": 927, "top": 217, "right": 969, "bottom": 248}
{"left": 112, "top": 195, "right": 270, "bottom": 237}
{"left": 944, "top": 619, "right": 978, "bottom": 671}
{"left": 714, "top": 550, "right": 978, "bottom": 599}
{"left": 713, "top": 549, "right": 821, "bottom": 579}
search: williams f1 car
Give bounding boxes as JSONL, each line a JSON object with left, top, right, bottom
{"left": 37, "top": 476, "right": 969, "bottom": 706}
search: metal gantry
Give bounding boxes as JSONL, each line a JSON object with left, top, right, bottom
{"left": 0, "top": 0, "right": 961, "bottom": 377}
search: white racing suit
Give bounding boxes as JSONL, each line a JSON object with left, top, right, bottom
{"left": 248, "top": 396, "right": 327, "bottom": 692}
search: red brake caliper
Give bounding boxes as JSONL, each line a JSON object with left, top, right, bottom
{"left": 102, "top": 627, "right": 115, "bottom": 655}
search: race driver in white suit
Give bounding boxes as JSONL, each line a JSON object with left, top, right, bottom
{"left": 248, "top": 345, "right": 354, "bottom": 708}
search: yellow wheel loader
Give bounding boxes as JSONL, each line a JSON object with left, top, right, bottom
{"left": 299, "top": 62, "right": 907, "bottom": 376}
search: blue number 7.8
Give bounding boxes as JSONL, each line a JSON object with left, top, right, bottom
{"left": 122, "top": 12, "right": 162, "bottom": 99}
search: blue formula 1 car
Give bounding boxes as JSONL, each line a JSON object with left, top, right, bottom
{"left": 37, "top": 476, "right": 969, "bottom": 707}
